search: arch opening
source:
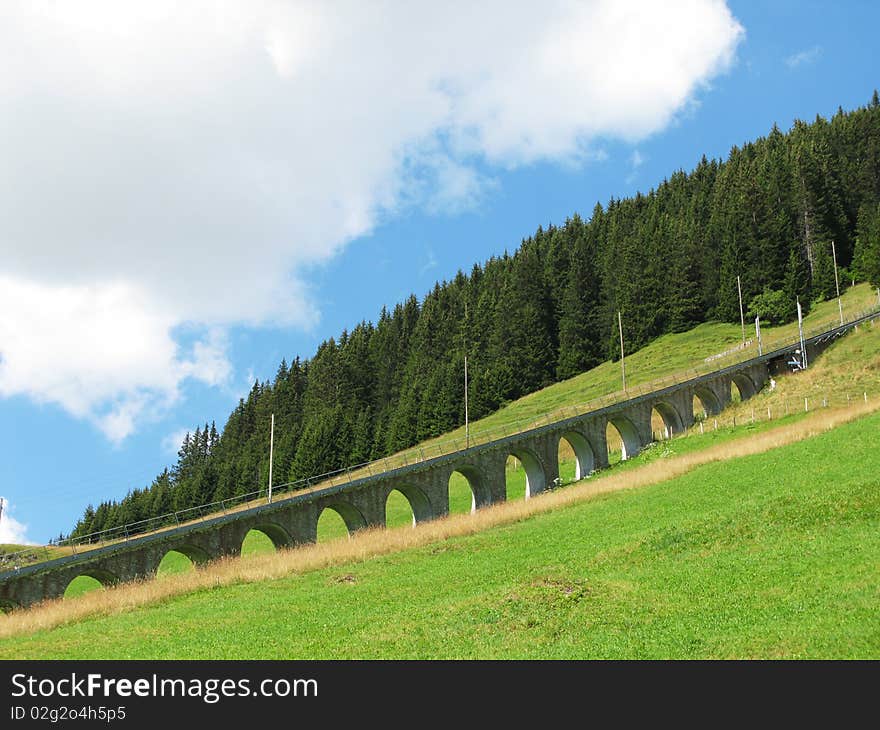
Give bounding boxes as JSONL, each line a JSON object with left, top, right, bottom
{"left": 448, "top": 465, "right": 488, "bottom": 515}
{"left": 386, "top": 485, "right": 431, "bottom": 528}
{"left": 606, "top": 416, "right": 641, "bottom": 464}
{"left": 731, "top": 373, "right": 757, "bottom": 402}
{"left": 168, "top": 543, "right": 211, "bottom": 566}
{"left": 386, "top": 489, "right": 415, "bottom": 528}
{"left": 651, "top": 402, "right": 684, "bottom": 440}
{"left": 64, "top": 568, "right": 118, "bottom": 599}
{"left": 505, "top": 448, "right": 546, "bottom": 500}
{"left": 157, "top": 550, "right": 196, "bottom": 577}
{"left": 242, "top": 523, "right": 291, "bottom": 557}
{"left": 693, "top": 386, "right": 722, "bottom": 417}
{"left": 559, "top": 431, "right": 596, "bottom": 482}
{"left": 316, "top": 503, "right": 367, "bottom": 542}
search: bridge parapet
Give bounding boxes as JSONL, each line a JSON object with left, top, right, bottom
{"left": 0, "top": 335, "right": 789, "bottom": 610}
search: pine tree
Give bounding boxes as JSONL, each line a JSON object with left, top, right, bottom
{"left": 783, "top": 244, "right": 812, "bottom": 320}
{"left": 853, "top": 203, "right": 880, "bottom": 286}
{"left": 811, "top": 240, "right": 837, "bottom": 301}
{"left": 65, "top": 96, "right": 880, "bottom": 534}
{"left": 556, "top": 219, "right": 602, "bottom": 379}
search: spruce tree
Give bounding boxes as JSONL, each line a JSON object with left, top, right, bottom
{"left": 853, "top": 203, "right": 880, "bottom": 286}
{"left": 810, "top": 240, "right": 837, "bottom": 301}
{"left": 783, "top": 245, "right": 812, "bottom": 320}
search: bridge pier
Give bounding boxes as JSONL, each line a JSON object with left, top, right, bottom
{"left": 459, "top": 455, "right": 507, "bottom": 507}
{"left": 400, "top": 470, "right": 451, "bottom": 522}
{"left": 524, "top": 432, "right": 561, "bottom": 494}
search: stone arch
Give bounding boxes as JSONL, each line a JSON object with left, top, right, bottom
{"left": 652, "top": 401, "right": 684, "bottom": 440}
{"left": 64, "top": 567, "right": 119, "bottom": 598}
{"left": 506, "top": 446, "right": 546, "bottom": 499}
{"left": 449, "top": 464, "right": 491, "bottom": 513}
{"left": 318, "top": 502, "right": 368, "bottom": 538}
{"left": 607, "top": 415, "right": 642, "bottom": 461}
{"left": 730, "top": 372, "right": 758, "bottom": 401}
{"left": 244, "top": 522, "right": 292, "bottom": 551}
{"left": 77, "top": 567, "right": 119, "bottom": 586}
{"left": 559, "top": 430, "right": 596, "bottom": 481}
{"left": 693, "top": 385, "right": 722, "bottom": 417}
{"left": 386, "top": 484, "right": 433, "bottom": 526}
{"left": 168, "top": 543, "right": 212, "bottom": 566}
{"left": 155, "top": 543, "right": 212, "bottom": 576}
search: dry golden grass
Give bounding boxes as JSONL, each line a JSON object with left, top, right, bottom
{"left": 2, "top": 398, "right": 876, "bottom": 640}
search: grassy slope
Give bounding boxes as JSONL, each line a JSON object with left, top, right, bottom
{"left": 15, "top": 284, "right": 878, "bottom": 572}
{"left": 56, "top": 315, "right": 880, "bottom": 601}
{"left": 3, "top": 407, "right": 878, "bottom": 659}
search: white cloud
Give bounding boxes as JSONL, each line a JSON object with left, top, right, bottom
{"left": 0, "top": 499, "right": 35, "bottom": 545}
{"left": 785, "top": 46, "right": 822, "bottom": 69}
{"left": 0, "top": 1, "right": 744, "bottom": 439}
{"left": 0, "top": 277, "right": 231, "bottom": 442}
{"left": 162, "top": 428, "right": 192, "bottom": 457}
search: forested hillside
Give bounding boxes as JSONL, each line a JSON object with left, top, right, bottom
{"left": 69, "top": 95, "right": 880, "bottom": 540}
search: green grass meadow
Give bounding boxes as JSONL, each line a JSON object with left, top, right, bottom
{"left": 13, "top": 284, "right": 880, "bottom": 656}
{"left": 11, "top": 407, "right": 880, "bottom": 659}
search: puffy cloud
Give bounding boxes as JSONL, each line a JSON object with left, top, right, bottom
{"left": 0, "top": 277, "right": 230, "bottom": 442}
{"left": 0, "top": 499, "right": 35, "bottom": 545}
{"left": 0, "top": 0, "right": 743, "bottom": 438}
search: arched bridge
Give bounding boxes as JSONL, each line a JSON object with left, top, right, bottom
{"left": 0, "top": 312, "right": 873, "bottom": 610}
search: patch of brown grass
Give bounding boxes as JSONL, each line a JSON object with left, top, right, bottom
{"left": 1, "top": 399, "right": 877, "bottom": 641}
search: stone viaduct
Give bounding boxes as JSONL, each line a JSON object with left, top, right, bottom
{"left": 0, "top": 313, "right": 871, "bottom": 610}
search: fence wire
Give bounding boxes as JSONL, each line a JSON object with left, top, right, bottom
{"left": 2, "top": 306, "right": 878, "bottom": 571}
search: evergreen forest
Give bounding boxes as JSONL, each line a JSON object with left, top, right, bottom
{"left": 68, "top": 95, "right": 880, "bottom": 539}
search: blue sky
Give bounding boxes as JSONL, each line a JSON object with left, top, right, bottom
{"left": 1, "top": 0, "right": 878, "bottom": 544}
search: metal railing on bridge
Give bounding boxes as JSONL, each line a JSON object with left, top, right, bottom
{"left": 3, "top": 303, "right": 878, "bottom": 572}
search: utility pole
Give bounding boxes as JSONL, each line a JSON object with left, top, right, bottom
{"left": 737, "top": 275, "right": 746, "bottom": 345}
{"left": 268, "top": 413, "right": 275, "bottom": 503}
{"left": 797, "top": 298, "right": 808, "bottom": 370}
{"left": 831, "top": 240, "right": 843, "bottom": 326}
{"left": 755, "top": 315, "right": 763, "bottom": 356}
{"left": 464, "top": 301, "right": 470, "bottom": 449}
{"left": 0, "top": 497, "right": 4, "bottom": 533}
{"left": 618, "top": 310, "right": 626, "bottom": 393}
